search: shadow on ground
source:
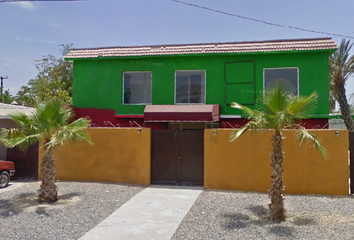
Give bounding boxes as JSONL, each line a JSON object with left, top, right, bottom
{"left": 220, "top": 205, "right": 317, "bottom": 238}
{"left": 0, "top": 192, "right": 82, "bottom": 217}
{"left": 221, "top": 205, "right": 270, "bottom": 230}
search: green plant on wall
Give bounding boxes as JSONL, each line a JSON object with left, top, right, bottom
{"left": 0, "top": 99, "right": 92, "bottom": 203}
{"left": 230, "top": 81, "right": 327, "bottom": 221}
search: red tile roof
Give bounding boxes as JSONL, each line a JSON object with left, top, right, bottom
{"left": 65, "top": 38, "right": 337, "bottom": 59}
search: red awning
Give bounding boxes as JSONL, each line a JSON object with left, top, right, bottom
{"left": 144, "top": 105, "right": 220, "bottom": 122}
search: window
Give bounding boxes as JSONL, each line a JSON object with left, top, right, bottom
{"left": 264, "top": 68, "right": 298, "bottom": 94}
{"left": 123, "top": 72, "right": 152, "bottom": 104}
{"left": 175, "top": 70, "right": 205, "bottom": 104}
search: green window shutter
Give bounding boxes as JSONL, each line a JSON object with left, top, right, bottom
{"left": 225, "top": 61, "right": 254, "bottom": 83}
{"left": 225, "top": 83, "right": 255, "bottom": 105}
{"left": 224, "top": 61, "right": 255, "bottom": 105}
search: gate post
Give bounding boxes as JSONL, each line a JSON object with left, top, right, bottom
{"left": 349, "top": 132, "right": 354, "bottom": 194}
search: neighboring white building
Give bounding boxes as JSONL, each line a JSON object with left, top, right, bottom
{"left": 0, "top": 103, "right": 35, "bottom": 160}
{"left": 328, "top": 118, "right": 347, "bottom": 130}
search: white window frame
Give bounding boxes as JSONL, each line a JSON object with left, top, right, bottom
{"left": 122, "top": 71, "right": 152, "bottom": 105}
{"left": 174, "top": 70, "right": 206, "bottom": 105}
{"left": 263, "top": 67, "right": 299, "bottom": 95}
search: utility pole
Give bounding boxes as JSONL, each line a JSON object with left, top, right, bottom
{"left": 0, "top": 76, "right": 8, "bottom": 103}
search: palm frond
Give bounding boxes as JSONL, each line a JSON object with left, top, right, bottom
{"left": 229, "top": 118, "right": 270, "bottom": 141}
{"left": 230, "top": 125, "right": 249, "bottom": 142}
{"left": 0, "top": 128, "right": 41, "bottom": 151}
{"left": 7, "top": 113, "right": 38, "bottom": 133}
{"left": 262, "top": 86, "right": 290, "bottom": 130}
{"left": 330, "top": 39, "right": 354, "bottom": 87}
{"left": 295, "top": 127, "right": 327, "bottom": 158}
{"left": 230, "top": 81, "right": 326, "bottom": 158}
{"left": 33, "top": 98, "right": 72, "bottom": 137}
{"left": 66, "top": 116, "right": 91, "bottom": 130}
{"left": 264, "top": 86, "right": 286, "bottom": 116}
{"left": 231, "top": 102, "right": 261, "bottom": 119}
{"left": 1, "top": 98, "right": 92, "bottom": 153}
{"left": 329, "top": 39, "right": 354, "bottom": 131}
{"left": 286, "top": 92, "right": 318, "bottom": 118}
{"left": 45, "top": 117, "right": 92, "bottom": 152}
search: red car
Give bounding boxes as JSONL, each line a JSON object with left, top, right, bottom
{"left": 0, "top": 160, "right": 15, "bottom": 188}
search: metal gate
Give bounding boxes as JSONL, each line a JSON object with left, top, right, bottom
{"left": 7, "top": 143, "right": 39, "bottom": 179}
{"left": 151, "top": 130, "right": 204, "bottom": 186}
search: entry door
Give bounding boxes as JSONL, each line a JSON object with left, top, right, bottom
{"left": 151, "top": 130, "right": 204, "bottom": 185}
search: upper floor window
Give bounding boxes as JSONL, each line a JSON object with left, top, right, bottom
{"left": 175, "top": 70, "right": 206, "bottom": 104}
{"left": 264, "top": 68, "right": 299, "bottom": 95}
{"left": 123, "top": 72, "right": 152, "bottom": 104}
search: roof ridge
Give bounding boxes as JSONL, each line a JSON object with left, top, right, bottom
{"left": 65, "top": 38, "right": 337, "bottom": 59}
{"left": 69, "top": 37, "right": 333, "bottom": 51}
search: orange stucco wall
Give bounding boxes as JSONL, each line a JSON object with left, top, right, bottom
{"left": 204, "top": 129, "right": 349, "bottom": 195}
{"left": 39, "top": 128, "right": 151, "bottom": 185}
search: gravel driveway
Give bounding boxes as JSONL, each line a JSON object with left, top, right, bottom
{"left": 2, "top": 182, "right": 354, "bottom": 240}
{"left": 0, "top": 181, "right": 144, "bottom": 240}
{"left": 172, "top": 190, "right": 354, "bottom": 240}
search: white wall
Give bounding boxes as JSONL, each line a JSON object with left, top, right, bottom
{"left": 328, "top": 119, "right": 347, "bottom": 130}
{"left": 0, "top": 119, "right": 17, "bottom": 160}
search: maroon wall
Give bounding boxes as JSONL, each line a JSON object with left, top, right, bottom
{"left": 220, "top": 118, "right": 249, "bottom": 129}
{"left": 220, "top": 118, "right": 329, "bottom": 129}
{"left": 75, "top": 107, "right": 116, "bottom": 127}
{"left": 74, "top": 108, "right": 329, "bottom": 130}
{"left": 300, "top": 118, "right": 329, "bottom": 129}
{"left": 145, "top": 122, "right": 168, "bottom": 129}
{"left": 116, "top": 117, "right": 144, "bottom": 128}
{"left": 74, "top": 107, "right": 145, "bottom": 128}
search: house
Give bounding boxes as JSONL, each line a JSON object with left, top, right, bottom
{"left": 65, "top": 37, "right": 337, "bottom": 130}
{"left": 65, "top": 38, "right": 337, "bottom": 185}
{"left": 0, "top": 103, "right": 34, "bottom": 160}
{"left": 0, "top": 103, "right": 38, "bottom": 179}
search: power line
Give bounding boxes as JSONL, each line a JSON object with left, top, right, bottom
{"left": 0, "top": 0, "right": 84, "bottom": 2}
{"left": 171, "top": 0, "right": 354, "bottom": 40}
{"left": 332, "top": 31, "right": 354, "bottom": 39}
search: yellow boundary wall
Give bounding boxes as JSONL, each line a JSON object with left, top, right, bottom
{"left": 204, "top": 129, "right": 350, "bottom": 195}
{"left": 39, "top": 128, "right": 151, "bottom": 186}
{"left": 39, "top": 128, "right": 349, "bottom": 195}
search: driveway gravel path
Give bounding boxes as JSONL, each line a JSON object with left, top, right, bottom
{"left": 0, "top": 181, "right": 144, "bottom": 240}
{"left": 172, "top": 190, "right": 354, "bottom": 240}
{"left": 0, "top": 181, "right": 27, "bottom": 193}
{"left": 1, "top": 182, "right": 354, "bottom": 240}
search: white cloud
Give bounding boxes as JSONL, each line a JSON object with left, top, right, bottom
{"left": 49, "top": 21, "right": 63, "bottom": 28}
{"left": 15, "top": 65, "right": 20, "bottom": 68}
{"left": 7, "top": 87, "right": 15, "bottom": 95}
{"left": 10, "top": 2, "right": 41, "bottom": 11}
{"left": 4, "top": 63, "right": 11, "bottom": 66}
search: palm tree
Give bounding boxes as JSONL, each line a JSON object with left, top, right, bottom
{"left": 230, "top": 83, "right": 326, "bottom": 221}
{"left": 0, "top": 99, "right": 92, "bottom": 203}
{"left": 329, "top": 39, "right": 354, "bottom": 131}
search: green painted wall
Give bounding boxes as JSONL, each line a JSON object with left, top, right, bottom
{"left": 72, "top": 50, "right": 331, "bottom": 117}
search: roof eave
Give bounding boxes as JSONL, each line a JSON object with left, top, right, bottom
{"left": 64, "top": 48, "right": 337, "bottom": 61}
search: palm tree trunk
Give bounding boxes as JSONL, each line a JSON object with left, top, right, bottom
{"left": 337, "top": 85, "right": 354, "bottom": 132}
{"left": 37, "top": 150, "right": 58, "bottom": 203}
{"left": 329, "top": 96, "right": 336, "bottom": 113}
{"left": 269, "top": 130, "right": 286, "bottom": 221}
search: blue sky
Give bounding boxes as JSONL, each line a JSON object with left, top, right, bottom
{"left": 1, "top": 0, "right": 354, "bottom": 101}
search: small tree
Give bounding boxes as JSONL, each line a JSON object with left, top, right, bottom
{"left": 23, "top": 44, "right": 74, "bottom": 105}
{"left": 230, "top": 83, "right": 326, "bottom": 221}
{"left": 0, "top": 99, "right": 92, "bottom": 202}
